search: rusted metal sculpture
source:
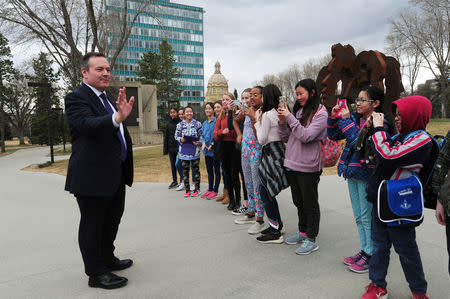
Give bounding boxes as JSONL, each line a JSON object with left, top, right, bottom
{"left": 316, "top": 44, "right": 404, "bottom": 116}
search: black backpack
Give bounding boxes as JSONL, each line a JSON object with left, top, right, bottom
{"left": 421, "top": 132, "right": 448, "bottom": 209}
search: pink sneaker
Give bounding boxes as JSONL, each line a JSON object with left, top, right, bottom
{"left": 191, "top": 190, "right": 199, "bottom": 197}
{"left": 361, "top": 283, "right": 387, "bottom": 299}
{"left": 200, "top": 191, "right": 211, "bottom": 198}
{"left": 344, "top": 252, "right": 363, "bottom": 265}
{"left": 411, "top": 292, "right": 429, "bottom": 299}
{"left": 349, "top": 255, "right": 369, "bottom": 273}
{"left": 184, "top": 190, "right": 190, "bottom": 198}
{"left": 206, "top": 192, "right": 218, "bottom": 199}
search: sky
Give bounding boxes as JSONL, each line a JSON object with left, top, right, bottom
{"left": 176, "top": 0, "right": 433, "bottom": 95}
{"left": 10, "top": 0, "right": 433, "bottom": 95}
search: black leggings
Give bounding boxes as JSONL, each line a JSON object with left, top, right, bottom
{"left": 286, "top": 170, "right": 322, "bottom": 240}
{"left": 168, "top": 152, "right": 178, "bottom": 183}
{"left": 220, "top": 141, "right": 241, "bottom": 206}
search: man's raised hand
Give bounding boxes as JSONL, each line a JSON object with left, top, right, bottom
{"left": 114, "top": 87, "right": 135, "bottom": 123}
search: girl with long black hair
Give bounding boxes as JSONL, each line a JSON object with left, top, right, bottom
{"left": 278, "top": 79, "right": 328, "bottom": 255}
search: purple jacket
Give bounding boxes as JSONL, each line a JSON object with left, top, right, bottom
{"left": 278, "top": 104, "right": 328, "bottom": 172}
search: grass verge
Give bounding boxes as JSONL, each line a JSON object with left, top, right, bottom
{"left": 19, "top": 118, "right": 449, "bottom": 182}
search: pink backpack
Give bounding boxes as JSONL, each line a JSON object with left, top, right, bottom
{"left": 313, "top": 107, "right": 341, "bottom": 168}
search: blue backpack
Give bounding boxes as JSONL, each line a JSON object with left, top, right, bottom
{"left": 377, "top": 130, "right": 444, "bottom": 227}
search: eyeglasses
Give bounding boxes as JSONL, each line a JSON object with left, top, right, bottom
{"left": 355, "top": 98, "right": 374, "bottom": 103}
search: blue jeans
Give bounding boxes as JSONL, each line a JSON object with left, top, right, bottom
{"left": 260, "top": 184, "right": 282, "bottom": 231}
{"left": 205, "top": 156, "right": 221, "bottom": 192}
{"left": 175, "top": 155, "right": 183, "bottom": 181}
{"left": 347, "top": 178, "right": 373, "bottom": 255}
{"left": 369, "top": 212, "right": 427, "bottom": 294}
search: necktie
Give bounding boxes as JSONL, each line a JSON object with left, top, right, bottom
{"left": 99, "top": 93, "right": 127, "bottom": 161}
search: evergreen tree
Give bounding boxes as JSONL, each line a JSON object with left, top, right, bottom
{"left": 136, "top": 40, "right": 183, "bottom": 130}
{"left": 29, "top": 53, "right": 60, "bottom": 145}
{"left": 0, "top": 33, "right": 15, "bottom": 153}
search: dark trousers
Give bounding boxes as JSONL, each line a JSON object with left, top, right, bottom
{"left": 447, "top": 214, "right": 450, "bottom": 275}
{"left": 182, "top": 159, "right": 200, "bottom": 191}
{"left": 76, "top": 183, "right": 125, "bottom": 276}
{"left": 205, "top": 156, "right": 221, "bottom": 192}
{"left": 260, "top": 184, "right": 282, "bottom": 231}
{"left": 221, "top": 141, "right": 241, "bottom": 206}
{"left": 168, "top": 151, "right": 178, "bottom": 183}
{"left": 286, "top": 170, "right": 321, "bottom": 239}
{"left": 221, "top": 164, "right": 228, "bottom": 189}
{"left": 369, "top": 212, "right": 427, "bottom": 294}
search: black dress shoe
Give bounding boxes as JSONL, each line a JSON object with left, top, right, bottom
{"left": 88, "top": 272, "right": 128, "bottom": 289}
{"left": 227, "top": 203, "right": 235, "bottom": 211}
{"left": 109, "top": 258, "right": 133, "bottom": 271}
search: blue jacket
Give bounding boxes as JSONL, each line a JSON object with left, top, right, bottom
{"left": 200, "top": 117, "right": 216, "bottom": 157}
{"left": 366, "top": 127, "right": 434, "bottom": 204}
{"left": 327, "top": 113, "right": 375, "bottom": 181}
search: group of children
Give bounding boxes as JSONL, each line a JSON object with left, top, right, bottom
{"left": 163, "top": 79, "right": 449, "bottom": 299}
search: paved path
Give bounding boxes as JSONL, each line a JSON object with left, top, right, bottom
{"left": 0, "top": 147, "right": 448, "bottom": 299}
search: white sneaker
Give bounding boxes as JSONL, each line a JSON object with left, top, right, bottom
{"left": 248, "top": 222, "right": 269, "bottom": 235}
{"left": 234, "top": 214, "right": 256, "bottom": 224}
{"left": 175, "top": 183, "right": 184, "bottom": 191}
{"left": 190, "top": 184, "right": 195, "bottom": 191}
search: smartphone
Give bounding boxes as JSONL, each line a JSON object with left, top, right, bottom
{"left": 335, "top": 99, "right": 347, "bottom": 117}
{"left": 233, "top": 99, "right": 243, "bottom": 107}
{"left": 279, "top": 96, "right": 286, "bottom": 106}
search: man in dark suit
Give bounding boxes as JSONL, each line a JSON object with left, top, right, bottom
{"left": 65, "top": 52, "right": 135, "bottom": 289}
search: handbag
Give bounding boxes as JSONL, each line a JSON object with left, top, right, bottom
{"left": 377, "top": 175, "right": 424, "bottom": 227}
{"left": 312, "top": 107, "right": 342, "bottom": 168}
{"left": 319, "top": 138, "right": 341, "bottom": 168}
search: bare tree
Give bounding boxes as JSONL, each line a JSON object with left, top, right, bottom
{"left": 257, "top": 74, "right": 279, "bottom": 86}
{"left": 256, "top": 55, "right": 330, "bottom": 105}
{"left": 278, "top": 64, "right": 302, "bottom": 104}
{"left": 386, "top": 32, "right": 423, "bottom": 94}
{"left": 3, "top": 73, "right": 34, "bottom": 145}
{"left": 389, "top": 0, "right": 449, "bottom": 117}
{"left": 0, "top": 0, "right": 155, "bottom": 89}
{"left": 302, "top": 55, "right": 330, "bottom": 80}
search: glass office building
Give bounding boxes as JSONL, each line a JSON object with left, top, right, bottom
{"left": 105, "top": 0, "right": 204, "bottom": 106}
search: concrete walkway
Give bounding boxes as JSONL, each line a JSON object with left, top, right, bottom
{"left": 0, "top": 147, "right": 448, "bottom": 299}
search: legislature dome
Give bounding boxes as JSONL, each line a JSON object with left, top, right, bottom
{"left": 205, "top": 61, "right": 228, "bottom": 103}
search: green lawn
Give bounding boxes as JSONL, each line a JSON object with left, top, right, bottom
{"left": 20, "top": 118, "right": 450, "bottom": 181}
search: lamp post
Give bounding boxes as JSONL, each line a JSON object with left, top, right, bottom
{"left": 27, "top": 81, "right": 54, "bottom": 163}
{"left": 51, "top": 107, "right": 65, "bottom": 151}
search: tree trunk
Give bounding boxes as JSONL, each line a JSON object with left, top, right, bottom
{"left": 0, "top": 106, "right": 5, "bottom": 153}
{"left": 439, "top": 76, "right": 448, "bottom": 119}
{"left": 441, "top": 100, "right": 446, "bottom": 119}
{"left": 18, "top": 127, "right": 24, "bottom": 145}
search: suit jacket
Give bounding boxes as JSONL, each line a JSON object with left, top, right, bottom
{"left": 64, "top": 83, "right": 134, "bottom": 197}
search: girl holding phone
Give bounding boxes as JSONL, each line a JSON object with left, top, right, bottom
{"left": 328, "top": 85, "right": 391, "bottom": 273}
{"left": 278, "top": 79, "right": 328, "bottom": 255}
